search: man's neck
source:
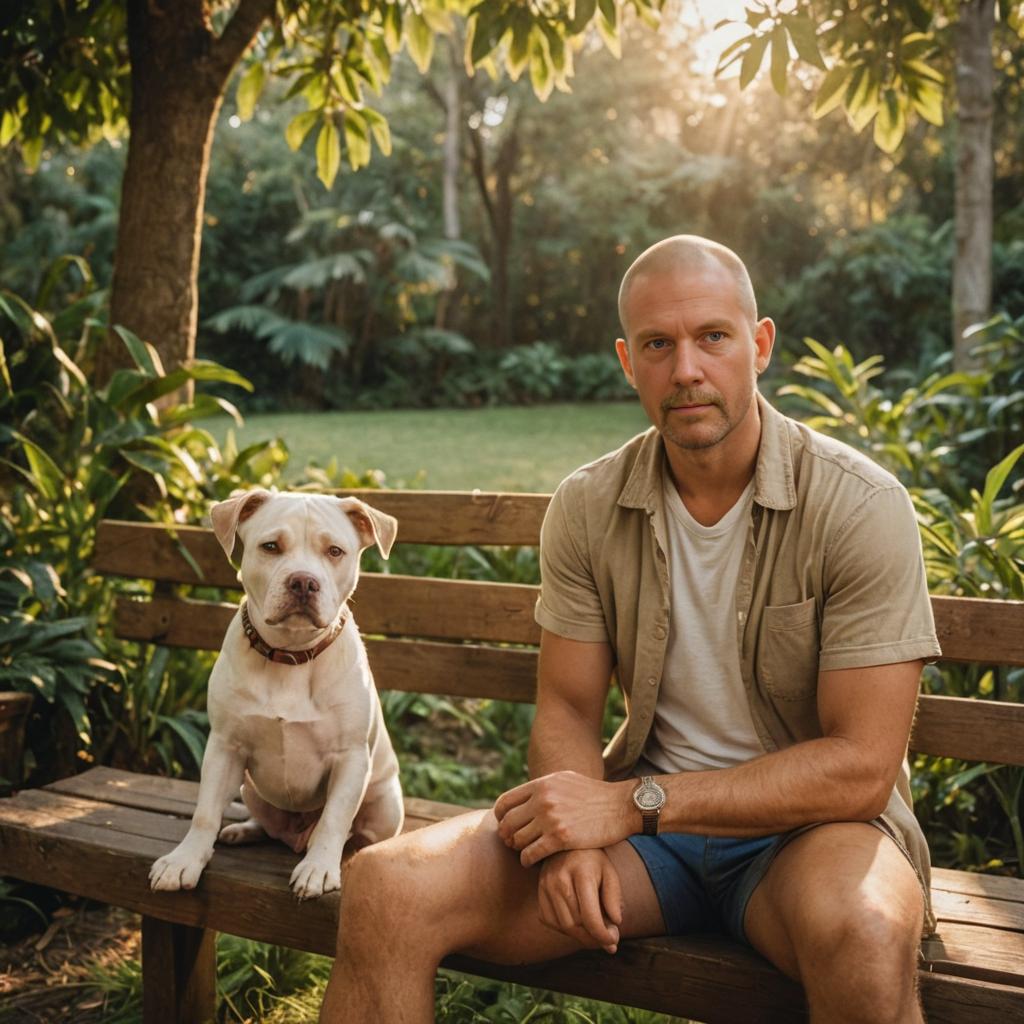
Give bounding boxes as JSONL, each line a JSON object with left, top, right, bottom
{"left": 664, "top": 397, "right": 762, "bottom": 527}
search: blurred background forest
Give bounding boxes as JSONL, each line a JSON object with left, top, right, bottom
{"left": 3, "top": 4, "right": 1022, "bottom": 412}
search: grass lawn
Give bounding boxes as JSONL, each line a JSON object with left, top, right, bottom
{"left": 220, "top": 402, "right": 652, "bottom": 492}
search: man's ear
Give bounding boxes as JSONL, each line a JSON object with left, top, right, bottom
{"left": 615, "top": 338, "right": 637, "bottom": 390}
{"left": 337, "top": 497, "right": 398, "bottom": 560}
{"left": 210, "top": 489, "right": 273, "bottom": 560}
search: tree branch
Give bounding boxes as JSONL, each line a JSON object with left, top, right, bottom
{"left": 212, "top": 0, "right": 277, "bottom": 79}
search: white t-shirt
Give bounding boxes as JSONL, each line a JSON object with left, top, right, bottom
{"left": 641, "top": 470, "right": 765, "bottom": 774}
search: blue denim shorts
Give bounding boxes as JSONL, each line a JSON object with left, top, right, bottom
{"left": 626, "top": 831, "right": 789, "bottom": 943}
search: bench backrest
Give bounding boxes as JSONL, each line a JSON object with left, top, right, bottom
{"left": 93, "top": 490, "right": 1024, "bottom": 768}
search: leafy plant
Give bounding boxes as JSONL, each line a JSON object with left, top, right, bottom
{"left": 0, "top": 262, "right": 288, "bottom": 782}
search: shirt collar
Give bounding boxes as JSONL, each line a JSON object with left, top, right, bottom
{"left": 617, "top": 392, "right": 796, "bottom": 513}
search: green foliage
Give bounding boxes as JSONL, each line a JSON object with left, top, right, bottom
{"left": 0, "top": 263, "right": 288, "bottom": 782}
{"left": 718, "top": 2, "right": 942, "bottom": 151}
{"left": 0, "top": 0, "right": 667, "bottom": 187}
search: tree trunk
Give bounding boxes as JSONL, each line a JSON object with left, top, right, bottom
{"left": 434, "top": 37, "right": 462, "bottom": 330}
{"left": 98, "top": 0, "right": 274, "bottom": 386}
{"left": 952, "top": 0, "right": 994, "bottom": 370}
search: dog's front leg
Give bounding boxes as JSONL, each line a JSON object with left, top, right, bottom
{"left": 150, "top": 734, "right": 246, "bottom": 891}
{"left": 289, "top": 747, "right": 370, "bottom": 899}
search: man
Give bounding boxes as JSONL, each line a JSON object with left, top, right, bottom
{"left": 320, "top": 236, "right": 941, "bottom": 1024}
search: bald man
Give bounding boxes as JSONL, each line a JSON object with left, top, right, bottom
{"left": 320, "top": 236, "right": 941, "bottom": 1024}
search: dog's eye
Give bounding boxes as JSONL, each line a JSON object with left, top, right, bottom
{"left": 261, "top": 541, "right": 280, "bottom": 553}
{"left": 327, "top": 545, "right": 344, "bottom": 558}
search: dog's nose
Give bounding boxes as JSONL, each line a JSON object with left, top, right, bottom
{"left": 286, "top": 573, "right": 320, "bottom": 601}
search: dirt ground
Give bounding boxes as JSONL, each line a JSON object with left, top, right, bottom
{"left": 0, "top": 902, "right": 140, "bottom": 1023}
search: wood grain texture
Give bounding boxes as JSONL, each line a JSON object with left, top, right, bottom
{"left": 334, "top": 489, "right": 549, "bottom": 545}
{"left": 2, "top": 771, "right": 1024, "bottom": 1022}
{"left": 141, "top": 916, "right": 216, "bottom": 1024}
{"left": 931, "top": 595, "right": 1024, "bottom": 667}
{"left": 94, "top": 491, "right": 548, "bottom": 588}
{"left": 112, "top": 573, "right": 541, "bottom": 646}
{"left": 910, "top": 694, "right": 1024, "bottom": 766}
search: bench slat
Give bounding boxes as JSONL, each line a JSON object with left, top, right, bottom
{"left": 114, "top": 575, "right": 541, "bottom": 646}
{"left": 113, "top": 596, "right": 538, "bottom": 702}
{"left": 96, "top": 521, "right": 1024, "bottom": 666}
{"left": 44, "top": 766, "right": 470, "bottom": 831}
{"left": 931, "top": 887, "right": 1024, "bottom": 932}
{"left": 932, "top": 866, "right": 1024, "bottom": 905}
{"left": 931, "top": 595, "right": 1024, "bottom": 667}
{"left": 910, "top": 694, "right": 1024, "bottom": 766}
{"left": 94, "top": 492, "right": 548, "bottom": 586}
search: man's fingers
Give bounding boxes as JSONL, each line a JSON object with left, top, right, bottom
{"left": 600, "top": 857, "right": 624, "bottom": 926}
{"left": 493, "top": 780, "right": 534, "bottom": 822}
{"left": 495, "top": 803, "right": 533, "bottom": 845}
{"left": 548, "top": 885, "right": 581, "bottom": 933}
{"left": 576, "top": 874, "right": 618, "bottom": 949}
{"left": 520, "top": 832, "right": 563, "bottom": 868}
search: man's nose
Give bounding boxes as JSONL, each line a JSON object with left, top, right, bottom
{"left": 286, "top": 572, "right": 320, "bottom": 601}
{"left": 670, "top": 341, "right": 704, "bottom": 385}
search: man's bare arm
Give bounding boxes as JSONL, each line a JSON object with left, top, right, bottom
{"left": 527, "top": 629, "right": 614, "bottom": 780}
{"left": 497, "top": 660, "right": 923, "bottom": 865}
{"left": 653, "top": 659, "right": 922, "bottom": 834}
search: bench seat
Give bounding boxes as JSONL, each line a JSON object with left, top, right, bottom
{"left": 2, "top": 766, "right": 1022, "bottom": 1023}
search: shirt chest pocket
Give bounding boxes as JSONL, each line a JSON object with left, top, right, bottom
{"left": 757, "top": 597, "right": 820, "bottom": 701}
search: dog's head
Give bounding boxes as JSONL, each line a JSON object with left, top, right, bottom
{"left": 210, "top": 491, "right": 397, "bottom": 632}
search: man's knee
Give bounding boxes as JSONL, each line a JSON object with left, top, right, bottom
{"left": 339, "top": 843, "right": 425, "bottom": 955}
{"left": 794, "top": 888, "right": 922, "bottom": 1018}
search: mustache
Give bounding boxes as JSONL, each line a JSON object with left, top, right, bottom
{"left": 660, "top": 390, "right": 723, "bottom": 412}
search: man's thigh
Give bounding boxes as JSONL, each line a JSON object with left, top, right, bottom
{"left": 743, "top": 821, "right": 925, "bottom": 981}
{"left": 355, "top": 806, "right": 664, "bottom": 965}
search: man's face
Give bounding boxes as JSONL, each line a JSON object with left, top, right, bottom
{"left": 615, "top": 263, "right": 774, "bottom": 453}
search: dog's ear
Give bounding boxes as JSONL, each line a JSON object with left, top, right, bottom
{"left": 210, "top": 490, "right": 273, "bottom": 559}
{"left": 337, "top": 497, "right": 397, "bottom": 560}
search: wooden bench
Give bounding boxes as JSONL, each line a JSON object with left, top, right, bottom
{"left": 1, "top": 489, "right": 1023, "bottom": 1023}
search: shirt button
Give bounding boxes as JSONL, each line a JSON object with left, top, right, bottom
{"left": 738, "top": 611, "right": 747, "bottom": 624}
{"left": 647, "top": 676, "right": 657, "bottom": 686}
{"left": 654, "top": 625, "right": 666, "bottom": 639}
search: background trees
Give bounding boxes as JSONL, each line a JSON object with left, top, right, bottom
{"left": 718, "top": 0, "right": 1024, "bottom": 367}
{"left": 0, "top": 0, "right": 663, "bottom": 383}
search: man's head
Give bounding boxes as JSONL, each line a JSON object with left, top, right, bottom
{"left": 615, "top": 235, "right": 775, "bottom": 454}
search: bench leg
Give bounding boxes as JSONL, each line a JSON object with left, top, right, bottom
{"left": 141, "top": 915, "right": 216, "bottom": 1024}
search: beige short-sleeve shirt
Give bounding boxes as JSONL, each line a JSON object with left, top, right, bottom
{"left": 535, "top": 394, "right": 942, "bottom": 931}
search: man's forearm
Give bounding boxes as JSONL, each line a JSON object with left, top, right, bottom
{"left": 528, "top": 701, "right": 605, "bottom": 781}
{"left": 636, "top": 735, "right": 893, "bottom": 838}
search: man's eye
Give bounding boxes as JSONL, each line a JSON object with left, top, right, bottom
{"left": 704, "top": 331, "right": 726, "bottom": 343}
{"left": 261, "top": 541, "right": 280, "bottom": 552}
{"left": 647, "top": 338, "right": 669, "bottom": 350}
{"left": 328, "top": 545, "right": 345, "bottom": 558}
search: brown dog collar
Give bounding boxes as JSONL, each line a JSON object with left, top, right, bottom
{"left": 241, "top": 602, "right": 346, "bottom": 666}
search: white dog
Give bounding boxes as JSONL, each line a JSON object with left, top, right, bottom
{"left": 149, "top": 490, "right": 404, "bottom": 899}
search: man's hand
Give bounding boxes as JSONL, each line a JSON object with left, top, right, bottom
{"left": 537, "top": 849, "right": 623, "bottom": 954}
{"left": 494, "top": 771, "right": 633, "bottom": 867}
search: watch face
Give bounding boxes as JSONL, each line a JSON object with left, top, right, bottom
{"left": 634, "top": 780, "right": 665, "bottom": 811}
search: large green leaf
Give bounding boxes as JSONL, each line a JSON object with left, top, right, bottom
{"left": 316, "top": 119, "right": 341, "bottom": 189}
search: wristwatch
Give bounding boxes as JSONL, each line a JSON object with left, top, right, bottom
{"left": 632, "top": 776, "right": 667, "bottom": 836}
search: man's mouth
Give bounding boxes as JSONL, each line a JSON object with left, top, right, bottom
{"left": 662, "top": 394, "right": 721, "bottom": 414}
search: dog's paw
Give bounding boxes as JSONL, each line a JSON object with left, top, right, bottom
{"left": 218, "top": 819, "right": 266, "bottom": 845}
{"left": 149, "top": 847, "right": 210, "bottom": 892}
{"left": 290, "top": 854, "right": 341, "bottom": 900}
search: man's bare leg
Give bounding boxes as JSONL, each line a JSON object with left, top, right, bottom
{"left": 744, "top": 822, "right": 925, "bottom": 1024}
{"left": 319, "top": 809, "right": 664, "bottom": 1024}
